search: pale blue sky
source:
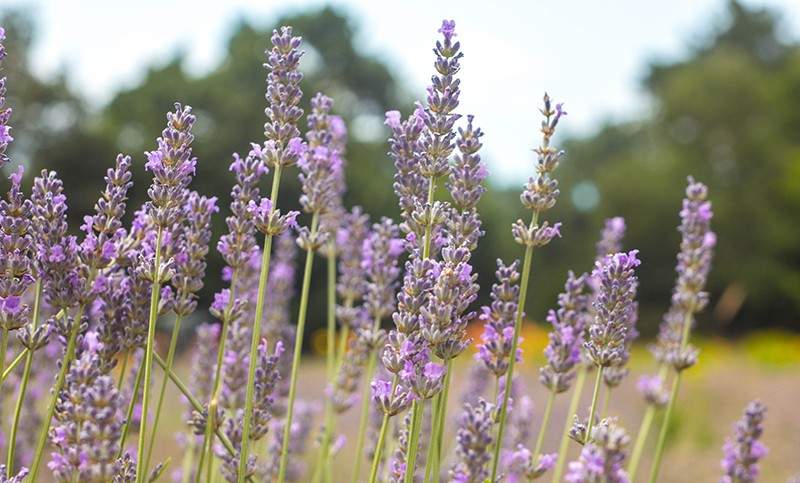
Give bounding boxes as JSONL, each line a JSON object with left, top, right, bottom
{"left": 4, "top": 0, "right": 800, "bottom": 183}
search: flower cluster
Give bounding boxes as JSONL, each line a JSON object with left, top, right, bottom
{"left": 0, "top": 27, "right": 11, "bottom": 168}
{"left": 475, "top": 260, "right": 521, "bottom": 377}
{"left": 540, "top": 271, "right": 590, "bottom": 393}
{"left": 652, "top": 177, "right": 715, "bottom": 371}
{"left": 585, "top": 251, "right": 641, "bottom": 368}
{"left": 565, "top": 421, "right": 631, "bottom": 483}
{"left": 721, "top": 400, "right": 767, "bottom": 483}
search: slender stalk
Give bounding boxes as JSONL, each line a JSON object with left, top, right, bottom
{"left": 533, "top": 388, "right": 557, "bottom": 460}
{"left": 205, "top": 397, "right": 218, "bottom": 483}
{"left": 367, "top": 375, "right": 399, "bottom": 483}
{"left": 152, "top": 352, "right": 239, "bottom": 458}
{"left": 29, "top": 308, "right": 84, "bottom": 481}
{"left": 350, "top": 317, "right": 381, "bottom": 482}
{"left": 198, "top": 269, "right": 240, "bottom": 478}
{"left": 0, "top": 348, "right": 25, "bottom": 384}
{"left": 238, "top": 163, "right": 283, "bottom": 481}
{"left": 423, "top": 395, "right": 441, "bottom": 483}
{"left": 180, "top": 438, "right": 195, "bottom": 483}
{"left": 551, "top": 365, "right": 587, "bottom": 483}
{"left": 403, "top": 400, "right": 424, "bottom": 483}
{"left": 313, "top": 248, "right": 338, "bottom": 482}
{"left": 584, "top": 366, "right": 604, "bottom": 443}
{"left": 117, "top": 355, "right": 146, "bottom": 460}
{"left": 277, "top": 213, "right": 319, "bottom": 483}
{"left": 6, "top": 279, "right": 42, "bottom": 471}
{"left": 489, "top": 212, "right": 538, "bottom": 482}
{"left": 136, "top": 226, "right": 165, "bottom": 482}
{"left": 646, "top": 306, "right": 696, "bottom": 482}
{"left": 368, "top": 413, "right": 391, "bottom": 483}
{"left": 627, "top": 400, "right": 656, "bottom": 479}
{"left": 647, "top": 371, "right": 681, "bottom": 483}
{"left": 144, "top": 314, "right": 184, "bottom": 471}
{"left": 117, "top": 348, "right": 130, "bottom": 389}
{"left": 429, "top": 358, "right": 453, "bottom": 483}
{"left": 0, "top": 328, "right": 8, "bottom": 385}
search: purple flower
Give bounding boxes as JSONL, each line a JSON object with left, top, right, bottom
{"left": 449, "top": 398, "right": 495, "bottom": 483}
{"left": 389, "top": 109, "right": 427, "bottom": 231}
{"left": 636, "top": 375, "right": 668, "bottom": 407}
{"left": 0, "top": 25, "right": 12, "bottom": 168}
{"left": 362, "top": 218, "right": 403, "bottom": 320}
{"left": 721, "top": 400, "right": 767, "bottom": 483}
{"left": 585, "top": 251, "right": 641, "bottom": 368}
{"left": 540, "top": 272, "right": 590, "bottom": 393}
{"left": 248, "top": 197, "right": 299, "bottom": 236}
{"left": 438, "top": 20, "right": 456, "bottom": 42}
{"left": 171, "top": 191, "right": 217, "bottom": 316}
{"left": 263, "top": 232, "right": 299, "bottom": 344}
{"left": 144, "top": 104, "right": 197, "bottom": 228}
{"left": 596, "top": 217, "right": 626, "bottom": 260}
{"left": 565, "top": 421, "right": 630, "bottom": 483}
{"left": 652, "top": 177, "right": 715, "bottom": 370}
{"left": 476, "top": 260, "right": 521, "bottom": 377}
{"left": 0, "top": 165, "right": 34, "bottom": 330}
{"left": 260, "top": 26, "right": 305, "bottom": 169}
{"left": 80, "top": 154, "right": 133, "bottom": 271}
{"left": 49, "top": 341, "right": 123, "bottom": 481}
{"left": 298, "top": 93, "right": 341, "bottom": 221}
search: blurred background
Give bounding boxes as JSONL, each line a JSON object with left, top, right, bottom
{"left": 1, "top": 0, "right": 799, "bottom": 480}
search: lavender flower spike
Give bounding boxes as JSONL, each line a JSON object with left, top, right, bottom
{"left": 721, "top": 401, "right": 767, "bottom": 483}
{"left": 539, "top": 271, "right": 590, "bottom": 394}
{"left": 0, "top": 26, "right": 12, "bottom": 168}
{"left": 585, "top": 251, "right": 641, "bottom": 369}
{"left": 565, "top": 421, "right": 631, "bottom": 483}
{"left": 0, "top": 166, "right": 34, "bottom": 333}
{"left": 449, "top": 398, "right": 495, "bottom": 483}
{"left": 476, "top": 260, "right": 521, "bottom": 379}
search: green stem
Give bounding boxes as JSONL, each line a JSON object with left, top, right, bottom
{"left": 551, "top": 365, "right": 587, "bottom": 483}
{"left": 29, "top": 308, "right": 84, "bottom": 481}
{"left": 423, "top": 395, "right": 441, "bottom": 483}
{"left": 489, "top": 212, "right": 538, "bottom": 482}
{"left": 198, "top": 269, "right": 240, "bottom": 478}
{"left": 238, "top": 163, "right": 283, "bottom": 482}
{"left": 277, "top": 212, "right": 319, "bottom": 483}
{"left": 368, "top": 413, "right": 391, "bottom": 483}
{"left": 368, "top": 376, "right": 399, "bottom": 483}
{"left": 533, "top": 388, "right": 557, "bottom": 459}
{"left": 647, "top": 306, "right": 696, "bottom": 482}
{"left": 180, "top": 438, "right": 196, "bottom": 483}
{"left": 0, "top": 328, "right": 8, "bottom": 385}
{"left": 206, "top": 397, "right": 218, "bottom": 483}
{"left": 403, "top": 400, "right": 424, "bottom": 483}
{"left": 314, "top": 248, "right": 338, "bottom": 482}
{"left": 152, "top": 352, "right": 239, "bottom": 459}
{"left": 628, "top": 402, "right": 656, "bottom": 479}
{"left": 6, "top": 279, "right": 42, "bottom": 472}
{"left": 117, "top": 354, "right": 146, "bottom": 461}
{"left": 117, "top": 348, "right": 130, "bottom": 389}
{"left": 584, "top": 365, "right": 604, "bottom": 443}
{"left": 144, "top": 314, "right": 184, "bottom": 472}
{"left": 351, "top": 318, "right": 381, "bottom": 483}
{"left": 647, "top": 371, "right": 681, "bottom": 483}
{"left": 136, "top": 226, "right": 164, "bottom": 482}
{"left": 627, "top": 363, "right": 668, "bottom": 478}
{"left": 430, "top": 358, "right": 453, "bottom": 483}
{"left": 0, "top": 348, "right": 26, "bottom": 385}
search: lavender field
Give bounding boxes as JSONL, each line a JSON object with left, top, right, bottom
{"left": 1, "top": 1, "right": 799, "bottom": 482}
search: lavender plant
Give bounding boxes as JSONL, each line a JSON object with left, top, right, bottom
{"left": 0, "top": 18, "right": 771, "bottom": 483}
{"left": 721, "top": 401, "right": 767, "bottom": 483}
{"left": 489, "top": 93, "right": 566, "bottom": 482}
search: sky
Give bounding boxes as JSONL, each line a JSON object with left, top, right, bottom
{"left": 4, "top": 0, "right": 800, "bottom": 184}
